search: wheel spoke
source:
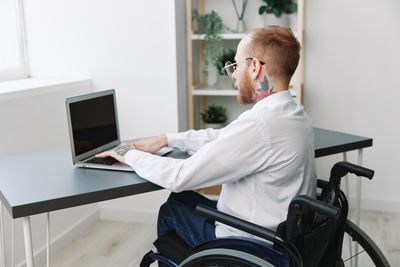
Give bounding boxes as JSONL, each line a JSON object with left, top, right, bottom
{"left": 343, "top": 249, "right": 365, "bottom": 263}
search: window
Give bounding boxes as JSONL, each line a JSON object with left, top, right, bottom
{"left": 0, "top": 0, "right": 28, "bottom": 81}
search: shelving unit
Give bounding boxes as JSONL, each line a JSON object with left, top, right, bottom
{"left": 186, "top": 0, "right": 305, "bottom": 129}
{"left": 192, "top": 89, "right": 238, "bottom": 96}
{"left": 192, "top": 33, "right": 246, "bottom": 40}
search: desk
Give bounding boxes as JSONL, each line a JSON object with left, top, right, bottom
{"left": 0, "top": 149, "right": 186, "bottom": 267}
{"left": 314, "top": 127, "right": 372, "bottom": 158}
{"left": 0, "top": 128, "right": 372, "bottom": 267}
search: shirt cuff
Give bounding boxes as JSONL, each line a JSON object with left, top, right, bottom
{"left": 166, "top": 133, "right": 184, "bottom": 148}
{"left": 124, "top": 149, "right": 147, "bottom": 168}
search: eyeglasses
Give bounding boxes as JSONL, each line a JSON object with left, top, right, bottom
{"left": 224, "top": 57, "right": 265, "bottom": 78}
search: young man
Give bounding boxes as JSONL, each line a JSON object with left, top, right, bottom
{"left": 97, "top": 26, "right": 316, "bottom": 251}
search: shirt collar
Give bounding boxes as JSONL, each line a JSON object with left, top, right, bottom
{"left": 253, "top": 90, "right": 293, "bottom": 108}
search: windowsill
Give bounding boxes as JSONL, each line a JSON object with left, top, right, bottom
{"left": 0, "top": 77, "right": 92, "bottom": 102}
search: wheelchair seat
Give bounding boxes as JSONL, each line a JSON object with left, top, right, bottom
{"left": 140, "top": 162, "right": 388, "bottom": 267}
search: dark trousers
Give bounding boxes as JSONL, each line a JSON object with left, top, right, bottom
{"left": 157, "top": 191, "right": 217, "bottom": 249}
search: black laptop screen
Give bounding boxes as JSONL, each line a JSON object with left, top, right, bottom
{"left": 70, "top": 94, "right": 118, "bottom": 156}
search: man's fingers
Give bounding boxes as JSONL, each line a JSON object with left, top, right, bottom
{"left": 127, "top": 143, "right": 137, "bottom": 149}
{"left": 96, "top": 151, "right": 110, "bottom": 158}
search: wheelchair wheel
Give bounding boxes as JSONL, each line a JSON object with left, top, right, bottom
{"left": 342, "top": 219, "right": 390, "bottom": 267}
{"left": 179, "top": 248, "right": 276, "bottom": 267}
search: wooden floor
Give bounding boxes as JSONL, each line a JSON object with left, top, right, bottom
{"left": 42, "top": 210, "right": 400, "bottom": 267}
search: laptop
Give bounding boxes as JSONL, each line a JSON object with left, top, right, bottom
{"left": 65, "top": 89, "right": 172, "bottom": 171}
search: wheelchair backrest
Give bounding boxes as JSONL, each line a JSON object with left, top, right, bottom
{"left": 277, "top": 179, "right": 349, "bottom": 267}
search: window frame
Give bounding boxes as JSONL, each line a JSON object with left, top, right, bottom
{"left": 0, "top": 0, "right": 29, "bottom": 82}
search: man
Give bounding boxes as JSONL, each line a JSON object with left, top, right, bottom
{"left": 97, "top": 26, "right": 316, "bottom": 253}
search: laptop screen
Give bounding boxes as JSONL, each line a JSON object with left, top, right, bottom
{"left": 69, "top": 94, "right": 118, "bottom": 157}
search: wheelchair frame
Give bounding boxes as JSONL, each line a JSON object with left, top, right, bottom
{"left": 141, "top": 162, "right": 390, "bottom": 267}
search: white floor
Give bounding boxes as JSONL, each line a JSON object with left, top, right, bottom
{"left": 40, "top": 221, "right": 157, "bottom": 267}
{"left": 41, "top": 210, "right": 400, "bottom": 267}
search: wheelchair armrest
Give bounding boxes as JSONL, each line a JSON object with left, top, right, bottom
{"left": 288, "top": 195, "right": 340, "bottom": 220}
{"left": 195, "top": 204, "right": 276, "bottom": 241}
{"left": 195, "top": 204, "right": 303, "bottom": 267}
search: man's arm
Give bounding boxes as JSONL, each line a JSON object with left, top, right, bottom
{"left": 128, "top": 135, "right": 168, "bottom": 154}
{"left": 97, "top": 116, "right": 265, "bottom": 192}
{"left": 167, "top": 128, "right": 221, "bottom": 155}
{"left": 120, "top": 128, "right": 220, "bottom": 155}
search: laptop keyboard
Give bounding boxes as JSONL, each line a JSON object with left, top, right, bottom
{"left": 85, "top": 156, "right": 119, "bottom": 165}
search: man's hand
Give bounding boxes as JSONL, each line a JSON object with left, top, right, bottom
{"left": 96, "top": 144, "right": 132, "bottom": 163}
{"left": 126, "top": 135, "right": 167, "bottom": 154}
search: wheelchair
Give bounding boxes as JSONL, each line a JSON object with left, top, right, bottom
{"left": 140, "top": 162, "right": 390, "bottom": 267}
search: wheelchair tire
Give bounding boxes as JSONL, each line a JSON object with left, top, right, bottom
{"left": 343, "top": 219, "right": 390, "bottom": 267}
{"left": 179, "top": 248, "right": 276, "bottom": 267}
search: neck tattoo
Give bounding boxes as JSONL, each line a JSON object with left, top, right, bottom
{"left": 256, "top": 75, "right": 274, "bottom": 102}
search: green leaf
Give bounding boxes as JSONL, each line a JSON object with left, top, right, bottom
{"left": 288, "top": 2, "right": 297, "bottom": 13}
{"left": 192, "top": 10, "right": 224, "bottom": 80}
{"left": 273, "top": 7, "right": 282, "bottom": 18}
{"left": 266, "top": 0, "right": 274, "bottom": 6}
{"left": 259, "top": 6, "right": 267, "bottom": 15}
{"left": 260, "top": 0, "right": 298, "bottom": 16}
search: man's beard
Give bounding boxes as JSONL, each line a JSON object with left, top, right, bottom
{"left": 237, "top": 71, "right": 255, "bottom": 105}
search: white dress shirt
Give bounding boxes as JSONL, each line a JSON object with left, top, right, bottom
{"left": 124, "top": 90, "right": 316, "bottom": 238}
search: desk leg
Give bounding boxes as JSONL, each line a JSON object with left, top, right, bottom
{"left": 12, "top": 219, "right": 15, "bottom": 267}
{"left": 0, "top": 201, "right": 5, "bottom": 267}
{"left": 353, "top": 149, "right": 363, "bottom": 267}
{"left": 22, "top": 216, "right": 34, "bottom": 267}
{"left": 46, "top": 213, "right": 50, "bottom": 267}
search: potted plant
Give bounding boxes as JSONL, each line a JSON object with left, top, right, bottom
{"left": 192, "top": 10, "right": 224, "bottom": 83}
{"left": 258, "top": 0, "right": 297, "bottom": 27}
{"left": 214, "top": 48, "right": 236, "bottom": 88}
{"left": 215, "top": 48, "right": 235, "bottom": 76}
{"left": 201, "top": 104, "right": 228, "bottom": 129}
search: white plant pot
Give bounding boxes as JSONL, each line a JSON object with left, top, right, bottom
{"left": 207, "top": 63, "right": 217, "bottom": 87}
{"left": 263, "top": 14, "right": 289, "bottom": 28}
{"left": 288, "top": 13, "right": 297, "bottom": 31}
{"left": 204, "top": 123, "right": 225, "bottom": 129}
{"left": 236, "top": 19, "right": 246, "bottom": 33}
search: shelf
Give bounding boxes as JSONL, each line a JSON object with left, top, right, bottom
{"left": 192, "top": 88, "right": 238, "bottom": 96}
{"left": 192, "top": 87, "right": 298, "bottom": 97}
{"left": 192, "top": 31, "right": 298, "bottom": 40}
{"left": 192, "top": 33, "right": 246, "bottom": 40}
{"left": 186, "top": 0, "right": 305, "bottom": 128}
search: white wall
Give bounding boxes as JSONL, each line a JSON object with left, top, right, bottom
{"left": 0, "top": 0, "right": 182, "bottom": 265}
{"left": 304, "top": 0, "right": 400, "bottom": 212}
{"left": 24, "top": 0, "right": 180, "bottom": 139}
{"left": 23, "top": 0, "right": 181, "bottom": 213}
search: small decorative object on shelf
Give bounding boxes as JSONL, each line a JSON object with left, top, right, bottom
{"left": 231, "top": 0, "right": 248, "bottom": 33}
{"left": 192, "top": 10, "right": 224, "bottom": 81}
{"left": 258, "top": 0, "right": 297, "bottom": 27}
{"left": 215, "top": 48, "right": 235, "bottom": 76}
{"left": 201, "top": 104, "right": 228, "bottom": 129}
{"left": 215, "top": 48, "right": 236, "bottom": 89}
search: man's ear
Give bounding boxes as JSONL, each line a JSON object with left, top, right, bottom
{"left": 250, "top": 58, "right": 263, "bottom": 80}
